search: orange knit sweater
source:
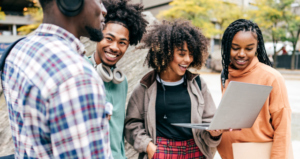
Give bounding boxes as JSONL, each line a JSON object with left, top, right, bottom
{"left": 217, "top": 57, "right": 292, "bottom": 159}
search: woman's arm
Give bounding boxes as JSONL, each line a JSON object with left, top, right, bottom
{"left": 199, "top": 76, "right": 222, "bottom": 147}
{"left": 269, "top": 75, "right": 292, "bottom": 159}
{"left": 124, "top": 84, "right": 153, "bottom": 153}
{"left": 270, "top": 108, "right": 291, "bottom": 159}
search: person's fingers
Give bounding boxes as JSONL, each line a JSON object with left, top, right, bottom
{"left": 107, "top": 115, "right": 111, "bottom": 120}
{"left": 223, "top": 129, "right": 242, "bottom": 132}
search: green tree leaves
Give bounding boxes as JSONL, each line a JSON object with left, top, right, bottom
{"left": 157, "top": 0, "right": 247, "bottom": 38}
{"left": 0, "top": 7, "right": 5, "bottom": 20}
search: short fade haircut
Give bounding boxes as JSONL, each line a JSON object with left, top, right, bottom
{"left": 103, "top": 0, "right": 148, "bottom": 45}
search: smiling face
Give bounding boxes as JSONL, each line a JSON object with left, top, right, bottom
{"left": 95, "top": 23, "right": 130, "bottom": 67}
{"left": 164, "top": 42, "right": 193, "bottom": 80}
{"left": 230, "top": 31, "right": 258, "bottom": 70}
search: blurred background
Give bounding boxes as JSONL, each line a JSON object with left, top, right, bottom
{"left": 0, "top": 0, "right": 299, "bottom": 158}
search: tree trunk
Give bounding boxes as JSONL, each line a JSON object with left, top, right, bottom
{"left": 291, "top": 44, "right": 296, "bottom": 70}
{"left": 273, "top": 45, "right": 277, "bottom": 68}
{"left": 291, "top": 29, "right": 300, "bottom": 70}
{"left": 272, "top": 28, "right": 277, "bottom": 68}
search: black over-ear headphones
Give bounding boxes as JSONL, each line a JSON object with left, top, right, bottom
{"left": 56, "top": 0, "right": 84, "bottom": 17}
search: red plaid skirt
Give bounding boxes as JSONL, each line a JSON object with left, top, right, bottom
{"left": 152, "top": 137, "right": 206, "bottom": 159}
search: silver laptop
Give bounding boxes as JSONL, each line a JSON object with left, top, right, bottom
{"left": 172, "top": 81, "right": 272, "bottom": 130}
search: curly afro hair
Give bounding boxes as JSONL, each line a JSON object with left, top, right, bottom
{"left": 103, "top": 0, "right": 148, "bottom": 45}
{"left": 140, "top": 20, "right": 208, "bottom": 72}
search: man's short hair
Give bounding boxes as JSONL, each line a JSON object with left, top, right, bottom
{"left": 39, "top": 0, "right": 53, "bottom": 10}
{"left": 103, "top": 0, "right": 148, "bottom": 45}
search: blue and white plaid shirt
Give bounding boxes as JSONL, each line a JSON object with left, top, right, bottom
{"left": 1, "top": 24, "right": 112, "bottom": 159}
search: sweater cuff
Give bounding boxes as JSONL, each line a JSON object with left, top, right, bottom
{"left": 142, "top": 138, "right": 153, "bottom": 153}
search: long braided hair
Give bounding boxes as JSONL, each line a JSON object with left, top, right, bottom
{"left": 221, "top": 19, "right": 272, "bottom": 79}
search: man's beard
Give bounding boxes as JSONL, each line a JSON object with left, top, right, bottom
{"left": 85, "top": 26, "right": 103, "bottom": 42}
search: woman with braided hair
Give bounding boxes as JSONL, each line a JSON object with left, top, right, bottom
{"left": 125, "top": 20, "right": 223, "bottom": 159}
{"left": 217, "top": 19, "right": 291, "bottom": 159}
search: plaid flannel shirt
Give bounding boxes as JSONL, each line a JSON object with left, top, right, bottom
{"left": 1, "top": 24, "right": 112, "bottom": 159}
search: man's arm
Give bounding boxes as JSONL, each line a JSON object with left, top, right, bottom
{"left": 48, "top": 73, "right": 112, "bottom": 159}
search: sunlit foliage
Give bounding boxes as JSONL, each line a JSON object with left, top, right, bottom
{"left": 157, "top": 0, "right": 247, "bottom": 38}
{"left": 0, "top": 7, "right": 5, "bottom": 20}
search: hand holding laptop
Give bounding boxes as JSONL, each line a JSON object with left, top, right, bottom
{"left": 207, "top": 128, "right": 241, "bottom": 137}
{"left": 172, "top": 81, "right": 272, "bottom": 130}
{"left": 223, "top": 128, "right": 241, "bottom": 132}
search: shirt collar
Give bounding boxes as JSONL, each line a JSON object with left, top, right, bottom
{"left": 156, "top": 74, "right": 184, "bottom": 86}
{"left": 140, "top": 70, "right": 198, "bottom": 88}
{"left": 35, "top": 23, "right": 85, "bottom": 56}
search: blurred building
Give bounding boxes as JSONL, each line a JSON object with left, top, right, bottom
{"left": 0, "top": 0, "right": 35, "bottom": 54}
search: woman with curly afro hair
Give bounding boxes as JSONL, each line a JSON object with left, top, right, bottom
{"left": 125, "top": 20, "right": 223, "bottom": 159}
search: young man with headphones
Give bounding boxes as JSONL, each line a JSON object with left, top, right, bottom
{"left": 84, "top": 0, "right": 148, "bottom": 158}
{"left": 0, "top": 0, "right": 111, "bottom": 158}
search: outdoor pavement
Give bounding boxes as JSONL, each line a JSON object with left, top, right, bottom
{"left": 198, "top": 71, "right": 300, "bottom": 159}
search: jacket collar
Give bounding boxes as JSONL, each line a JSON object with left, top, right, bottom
{"left": 140, "top": 70, "right": 199, "bottom": 88}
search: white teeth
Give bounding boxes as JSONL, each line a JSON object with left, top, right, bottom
{"left": 237, "top": 60, "right": 245, "bottom": 63}
{"left": 180, "top": 64, "right": 188, "bottom": 68}
{"left": 106, "top": 53, "right": 117, "bottom": 58}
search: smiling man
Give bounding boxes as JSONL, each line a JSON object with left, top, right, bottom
{"left": 84, "top": 0, "right": 148, "bottom": 158}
